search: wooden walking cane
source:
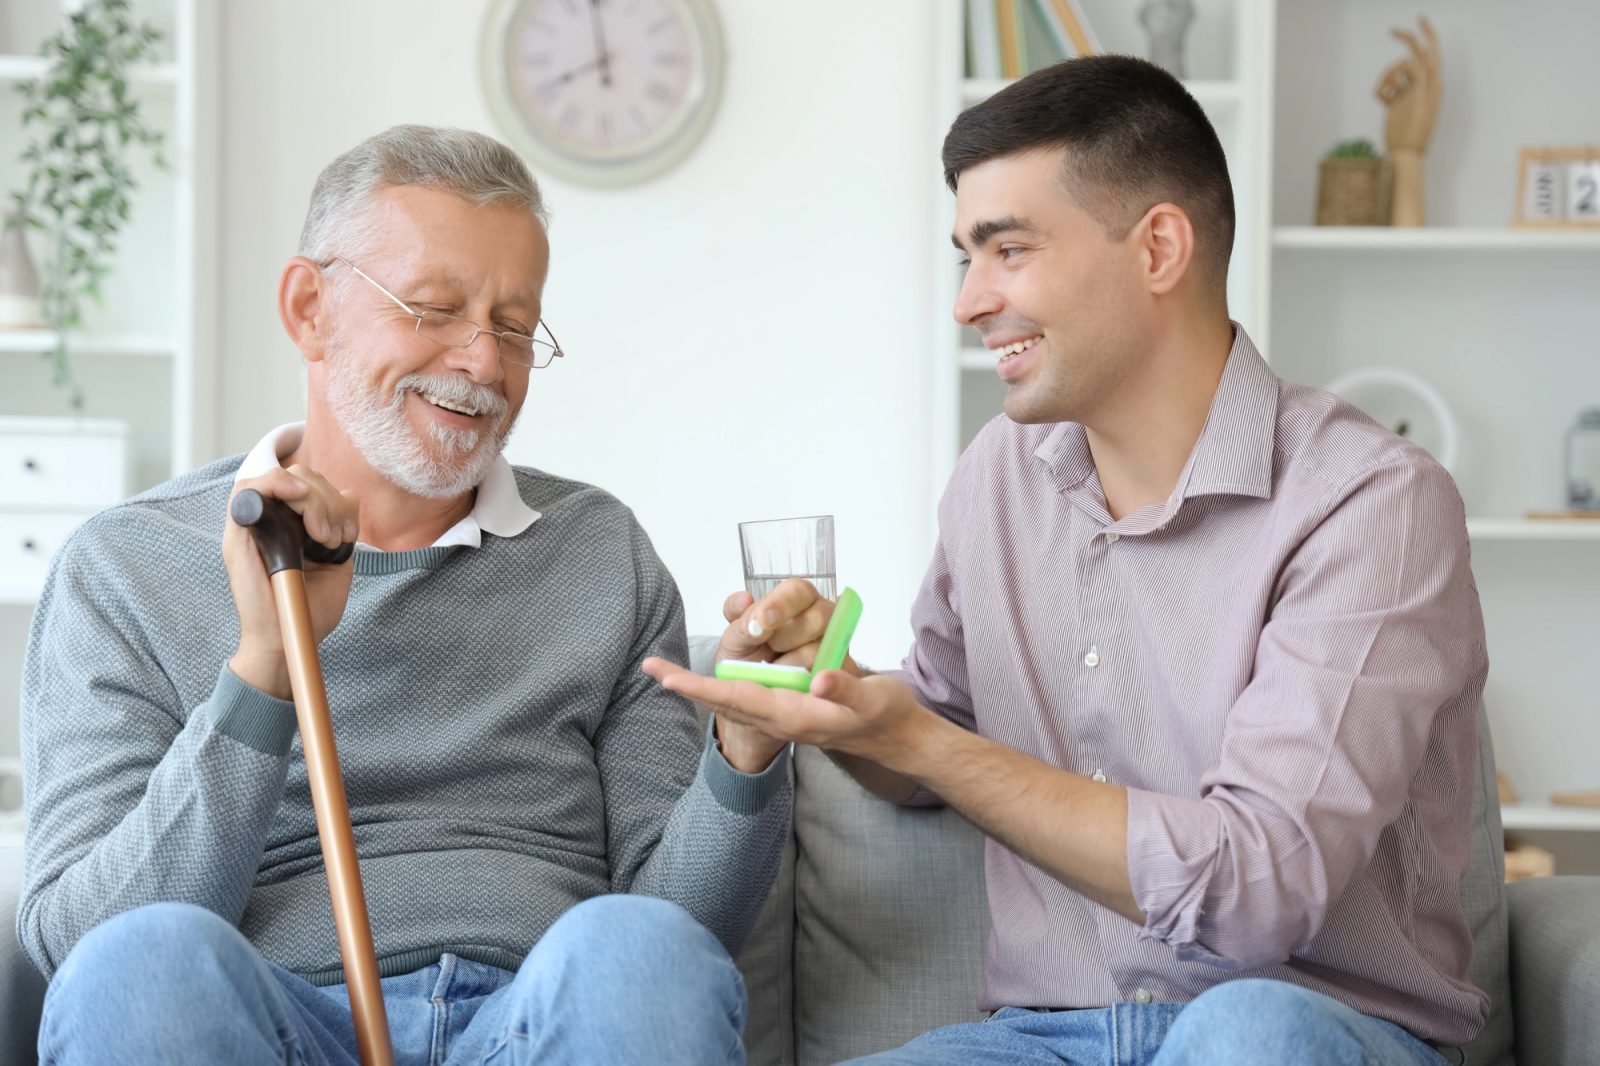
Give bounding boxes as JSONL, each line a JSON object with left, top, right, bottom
{"left": 231, "top": 488, "right": 395, "bottom": 1066}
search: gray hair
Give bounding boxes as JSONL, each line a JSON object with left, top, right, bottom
{"left": 298, "top": 125, "right": 548, "bottom": 264}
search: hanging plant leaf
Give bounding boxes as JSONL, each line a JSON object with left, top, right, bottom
{"left": 9, "top": 0, "right": 166, "bottom": 410}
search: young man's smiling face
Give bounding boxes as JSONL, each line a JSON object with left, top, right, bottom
{"left": 951, "top": 148, "right": 1156, "bottom": 427}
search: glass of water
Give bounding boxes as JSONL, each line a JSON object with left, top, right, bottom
{"left": 739, "top": 515, "right": 837, "bottom": 602}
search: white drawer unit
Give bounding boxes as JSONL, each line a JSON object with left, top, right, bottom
{"left": 0, "top": 417, "right": 129, "bottom": 511}
{"left": 0, "top": 511, "right": 93, "bottom": 602}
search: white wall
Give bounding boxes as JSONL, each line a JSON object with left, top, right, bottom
{"left": 217, "top": 0, "right": 945, "bottom": 666}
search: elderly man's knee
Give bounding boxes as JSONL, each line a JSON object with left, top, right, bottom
{"left": 545, "top": 894, "right": 717, "bottom": 960}
{"left": 529, "top": 894, "right": 738, "bottom": 1001}
{"left": 509, "top": 894, "right": 746, "bottom": 1055}
{"left": 55, "top": 902, "right": 252, "bottom": 992}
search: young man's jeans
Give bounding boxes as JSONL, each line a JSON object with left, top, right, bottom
{"left": 843, "top": 981, "right": 1450, "bottom": 1066}
{"left": 37, "top": 894, "right": 746, "bottom": 1066}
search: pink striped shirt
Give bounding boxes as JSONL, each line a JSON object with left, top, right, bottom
{"left": 893, "top": 326, "right": 1489, "bottom": 1046}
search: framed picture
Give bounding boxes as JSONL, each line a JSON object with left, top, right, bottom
{"left": 1514, "top": 147, "right": 1600, "bottom": 228}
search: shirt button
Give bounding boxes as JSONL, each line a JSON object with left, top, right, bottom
{"left": 1133, "top": 988, "right": 1153, "bottom": 1005}
{"left": 1105, "top": 532, "right": 1120, "bottom": 543}
{"left": 1083, "top": 648, "right": 1100, "bottom": 668}
{"left": 1091, "top": 769, "right": 1107, "bottom": 783}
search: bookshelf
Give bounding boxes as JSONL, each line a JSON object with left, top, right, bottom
{"left": 1271, "top": 0, "right": 1600, "bottom": 872}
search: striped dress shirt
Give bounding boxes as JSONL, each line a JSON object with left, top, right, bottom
{"left": 892, "top": 326, "right": 1489, "bottom": 1046}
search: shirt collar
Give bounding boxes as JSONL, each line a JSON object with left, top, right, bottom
{"left": 234, "top": 422, "right": 541, "bottom": 550}
{"left": 1176, "top": 325, "right": 1277, "bottom": 501}
{"left": 1033, "top": 324, "right": 1278, "bottom": 526}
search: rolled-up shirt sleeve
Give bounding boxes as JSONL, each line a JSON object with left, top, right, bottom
{"left": 1126, "top": 454, "right": 1487, "bottom": 970}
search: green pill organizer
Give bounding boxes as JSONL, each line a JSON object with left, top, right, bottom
{"left": 714, "top": 587, "right": 863, "bottom": 692}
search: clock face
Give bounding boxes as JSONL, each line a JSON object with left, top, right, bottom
{"left": 482, "top": 0, "right": 725, "bottom": 187}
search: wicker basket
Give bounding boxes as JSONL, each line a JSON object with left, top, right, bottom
{"left": 1316, "top": 157, "right": 1386, "bottom": 226}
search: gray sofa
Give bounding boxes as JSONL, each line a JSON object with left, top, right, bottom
{"left": 1, "top": 638, "right": 1596, "bottom": 1064}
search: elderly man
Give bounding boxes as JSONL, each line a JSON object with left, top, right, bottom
{"left": 20, "top": 125, "right": 788, "bottom": 1066}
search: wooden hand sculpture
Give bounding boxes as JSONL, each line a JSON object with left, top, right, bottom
{"left": 1375, "top": 16, "right": 1441, "bottom": 227}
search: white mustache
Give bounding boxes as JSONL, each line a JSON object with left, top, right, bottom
{"left": 394, "top": 373, "right": 508, "bottom": 419}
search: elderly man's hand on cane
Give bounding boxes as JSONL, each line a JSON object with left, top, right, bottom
{"left": 224, "top": 464, "right": 359, "bottom": 699}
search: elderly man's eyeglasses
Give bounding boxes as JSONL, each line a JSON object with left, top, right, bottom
{"left": 322, "top": 256, "right": 564, "bottom": 370}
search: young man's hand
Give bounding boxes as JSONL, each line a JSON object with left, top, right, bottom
{"left": 695, "top": 579, "right": 866, "bottom": 771}
{"left": 641, "top": 656, "right": 929, "bottom": 769}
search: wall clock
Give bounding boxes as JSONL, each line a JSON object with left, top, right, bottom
{"left": 481, "top": 0, "right": 727, "bottom": 188}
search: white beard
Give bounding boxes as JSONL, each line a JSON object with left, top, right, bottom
{"left": 324, "top": 349, "right": 514, "bottom": 500}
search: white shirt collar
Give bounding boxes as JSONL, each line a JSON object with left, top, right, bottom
{"left": 234, "top": 422, "right": 540, "bottom": 550}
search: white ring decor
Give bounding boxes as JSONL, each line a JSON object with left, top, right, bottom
{"left": 1325, "top": 366, "right": 1460, "bottom": 474}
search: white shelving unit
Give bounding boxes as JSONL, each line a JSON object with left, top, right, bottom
{"left": 0, "top": 2, "right": 218, "bottom": 773}
{"left": 937, "top": 0, "right": 1600, "bottom": 874}
{"left": 0, "top": 0, "right": 218, "bottom": 497}
{"left": 1270, "top": 0, "right": 1600, "bottom": 873}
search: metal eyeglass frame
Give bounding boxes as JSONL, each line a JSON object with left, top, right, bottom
{"left": 322, "top": 255, "right": 564, "bottom": 369}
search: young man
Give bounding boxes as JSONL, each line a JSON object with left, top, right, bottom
{"left": 22, "top": 125, "right": 788, "bottom": 1065}
{"left": 647, "top": 56, "right": 1487, "bottom": 1065}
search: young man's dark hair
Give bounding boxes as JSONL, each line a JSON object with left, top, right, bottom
{"left": 942, "top": 55, "right": 1235, "bottom": 300}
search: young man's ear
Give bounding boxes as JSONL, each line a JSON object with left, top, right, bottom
{"left": 1138, "top": 203, "right": 1196, "bottom": 297}
{"left": 279, "top": 256, "right": 335, "bottom": 364}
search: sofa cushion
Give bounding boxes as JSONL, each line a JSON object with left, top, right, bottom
{"left": 0, "top": 846, "right": 43, "bottom": 1066}
{"left": 740, "top": 828, "right": 796, "bottom": 1066}
{"left": 1507, "top": 875, "right": 1600, "bottom": 1066}
{"left": 791, "top": 747, "right": 989, "bottom": 1066}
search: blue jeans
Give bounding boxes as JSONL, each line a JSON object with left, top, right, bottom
{"left": 842, "top": 980, "right": 1449, "bottom": 1066}
{"left": 38, "top": 894, "right": 747, "bottom": 1065}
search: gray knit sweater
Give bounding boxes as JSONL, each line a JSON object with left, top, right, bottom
{"left": 18, "top": 455, "right": 790, "bottom": 983}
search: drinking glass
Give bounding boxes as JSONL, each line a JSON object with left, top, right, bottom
{"left": 739, "top": 515, "right": 836, "bottom": 601}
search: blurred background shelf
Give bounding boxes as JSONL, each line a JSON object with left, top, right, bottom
{"left": 1467, "top": 518, "right": 1600, "bottom": 541}
{"left": 0, "top": 54, "right": 177, "bottom": 84}
{"left": 1501, "top": 805, "right": 1600, "bottom": 833}
{"left": 0, "top": 330, "right": 175, "bottom": 358}
{"left": 1274, "top": 226, "right": 1600, "bottom": 251}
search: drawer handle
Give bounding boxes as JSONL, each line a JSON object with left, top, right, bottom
{"left": 22, "top": 457, "right": 39, "bottom": 473}
{"left": 21, "top": 539, "right": 38, "bottom": 553}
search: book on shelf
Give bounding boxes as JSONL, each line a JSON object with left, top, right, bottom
{"left": 966, "top": 0, "right": 1002, "bottom": 79}
{"left": 1035, "top": 0, "right": 1098, "bottom": 58}
{"left": 995, "top": 0, "right": 1024, "bottom": 79}
{"left": 966, "top": 0, "right": 1099, "bottom": 81}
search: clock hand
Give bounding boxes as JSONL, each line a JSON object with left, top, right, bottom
{"left": 537, "top": 52, "right": 612, "bottom": 93}
{"left": 589, "top": 0, "right": 613, "bottom": 88}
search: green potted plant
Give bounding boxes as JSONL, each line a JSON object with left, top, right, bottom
{"left": 8, "top": 0, "right": 166, "bottom": 409}
{"left": 1315, "top": 138, "right": 1388, "bottom": 227}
